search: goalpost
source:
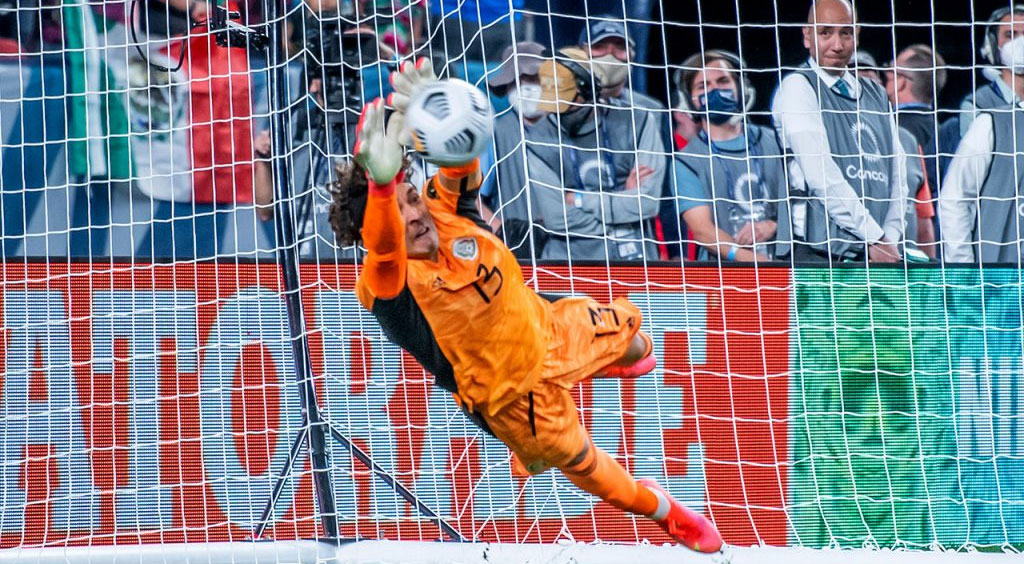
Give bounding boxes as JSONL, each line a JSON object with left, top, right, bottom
{"left": 0, "top": 0, "right": 1022, "bottom": 562}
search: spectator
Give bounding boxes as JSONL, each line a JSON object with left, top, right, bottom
{"left": 884, "top": 44, "right": 946, "bottom": 256}
{"left": 896, "top": 128, "right": 935, "bottom": 256}
{"left": 134, "top": 2, "right": 260, "bottom": 260}
{"left": 429, "top": 0, "right": 524, "bottom": 62}
{"left": 480, "top": 41, "right": 552, "bottom": 258}
{"left": 532, "top": 47, "right": 665, "bottom": 261}
{"left": 885, "top": 45, "right": 945, "bottom": 153}
{"left": 369, "top": 1, "right": 426, "bottom": 56}
{"left": 938, "top": 8, "right": 1017, "bottom": 187}
{"left": 858, "top": 62, "right": 936, "bottom": 258}
{"left": 959, "top": 5, "right": 1024, "bottom": 137}
{"left": 938, "top": 32, "right": 1024, "bottom": 264}
{"left": 59, "top": 0, "right": 133, "bottom": 256}
{"left": 673, "top": 51, "right": 788, "bottom": 262}
{"left": 539, "top": 1, "right": 655, "bottom": 93}
{"left": 579, "top": 17, "right": 680, "bottom": 259}
{"left": 579, "top": 18, "right": 658, "bottom": 114}
{"left": 772, "top": 0, "right": 908, "bottom": 263}
{"left": 885, "top": 44, "right": 945, "bottom": 189}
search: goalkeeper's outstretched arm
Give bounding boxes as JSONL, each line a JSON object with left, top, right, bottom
{"left": 361, "top": 179, "right": 407, "bottom": 300}
{"left": 327, "top": 157, "right": 409, "bottom": 301}
{"left": 329, "top": 98, "right": 410, "bottom": 301}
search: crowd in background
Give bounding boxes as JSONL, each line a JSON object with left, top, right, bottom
{"left": 1, "top": 0, "right": 1022, "bottom": 264}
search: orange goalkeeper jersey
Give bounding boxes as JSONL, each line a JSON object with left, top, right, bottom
{"left": 356, "top": 161, "right": 551, "bottom": 416}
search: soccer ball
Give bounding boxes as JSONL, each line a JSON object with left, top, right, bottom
{"left": 403, "top": 79, "right": 494, "bottom": 166}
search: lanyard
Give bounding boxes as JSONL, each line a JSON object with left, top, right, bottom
{"left": 703, "top": 127, "right": 769, "bottom": 209}
{"left": 565, "top": 109, "right": 647, "bottom": 259}
{"left": 566, "top": 111, "right": 616, "bottom": 194}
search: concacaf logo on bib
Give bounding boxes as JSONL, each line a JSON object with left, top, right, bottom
{"left": 452, "top": 237, "right": 478, "bottom": 261}
{"left": 849, "top": 121, "right": 882, "bottom": 164}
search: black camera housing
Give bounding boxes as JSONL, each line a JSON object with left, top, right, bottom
{"left": 304, "top": 18, "right": 379, "bottom": 113}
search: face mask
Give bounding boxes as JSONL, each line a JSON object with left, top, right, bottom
{"left": 697, "top": 88, "right": 741, "bottom": 125}
{"left": 1001, "top": 35, "right": 1024, "bottom": 75}
{"left": 591, "top": 53, "right": 629, "bottom": 89}
{"left": 556, "top": 105, "right": 594, "bottom": 136}
{"left": 508, "top": 84, "right": 544, "bottom": 119}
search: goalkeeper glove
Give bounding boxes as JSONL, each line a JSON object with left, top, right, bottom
{"left": 386, "top": 57, "right": 438, "bottom": 147}
{"left": 354, "top": 98, "right": 404, "bottom": 188}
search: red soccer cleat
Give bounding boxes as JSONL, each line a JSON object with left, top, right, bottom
{"left": 594, "top": 354, "right": 657, "bottom": 379}
{"left": 638, "top": 479, "right": 724, "bottom": 553}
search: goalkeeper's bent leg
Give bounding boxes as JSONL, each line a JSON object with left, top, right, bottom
{"left": 559, "top": 438, "right": 660, "bottom": 517}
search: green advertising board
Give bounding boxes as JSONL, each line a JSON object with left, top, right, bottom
{"left": 791, "top": 267, "right": 1024, "bottom": 550}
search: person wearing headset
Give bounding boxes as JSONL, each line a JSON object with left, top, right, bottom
{"left": 771, "top": 0, "right": 908, "bottom": 263}
{"left": 959, "top": 4, "right": 1024, "bottom": 137}
{"left": 580, "top": 17, "right": 682, "bottom": 259}
{"left": 530, "top": 47, "right": 666, "bottom": 262}
{"left": 934, "top": 6, "right": 1024, "bottom": 196}
{"left": 673, "top": 51, "right": 788, "bottom": 262}
{"left": 939, "top": 20, "right": 1024, "bottom": 264}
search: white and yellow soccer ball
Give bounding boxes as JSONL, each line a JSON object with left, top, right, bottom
{"left": 402, "top": 79, "right": 494, "bottom": 167}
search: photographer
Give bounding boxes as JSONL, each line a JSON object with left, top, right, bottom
{"left": 253, "top": 18, "right": 385, "bottom": 259}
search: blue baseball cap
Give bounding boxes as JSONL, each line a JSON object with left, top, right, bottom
{"left": 579, "top": 18, "right": 635, "bottom": 49}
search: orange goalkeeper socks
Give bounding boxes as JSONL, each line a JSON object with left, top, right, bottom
{"left": 560, "top": 440, "right": 659, "bottom": 517}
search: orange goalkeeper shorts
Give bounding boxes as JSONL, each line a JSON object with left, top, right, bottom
{"left": 482, "top": 296, "right": 642, "bottom": 474}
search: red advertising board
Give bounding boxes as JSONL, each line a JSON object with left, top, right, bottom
{"left": 0, "top": 263, "right": 790, "bottom": 547}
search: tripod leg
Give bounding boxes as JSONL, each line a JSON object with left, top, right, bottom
{"left": 254, "top": 426, "right": 309, "bottom": 539}
{"left": 325, "top": 421, "right": 465, "bottom": 542}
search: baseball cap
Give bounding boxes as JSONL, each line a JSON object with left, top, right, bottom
{"left": 488, "top": 41, "right": 548, "bottom": 90}
{"left": 578, "top": 18, "right": 635, "bottom": 49}
{"left": 537, "top": 47, "right": 590, "bottom": 114}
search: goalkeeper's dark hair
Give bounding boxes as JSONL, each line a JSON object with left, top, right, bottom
{"left": 327, "top": 158, "right": 412, "bottom": 247}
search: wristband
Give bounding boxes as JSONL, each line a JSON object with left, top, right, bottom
{"left": 440, "top": 158, "right": 480, "bottom": 179}
{"left": 366, "top": 169, "right": 405, "bottom": 198}
{"left": 726, "top": 245, "right": 738, "bottom": 261}
{"left": 367, "top": 178, "right": 398, "bottom": 197}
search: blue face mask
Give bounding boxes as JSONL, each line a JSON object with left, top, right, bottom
{"left": 697, "top": 88, "right": 741, "bottom": 125}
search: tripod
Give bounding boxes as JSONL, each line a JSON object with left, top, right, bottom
{"left": 292, "top": 99, "right": 358, "bottom": 255}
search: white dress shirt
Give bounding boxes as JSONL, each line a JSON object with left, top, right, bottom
{"left": 937, "top": 104, "right": 1022, "bottom": 262}
{"left": 772, "top": 58, "right": 909, "bottom": 245}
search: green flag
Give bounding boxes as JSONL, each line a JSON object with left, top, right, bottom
{"left": 63, "top": 0, "right": 133, "bottom": 181}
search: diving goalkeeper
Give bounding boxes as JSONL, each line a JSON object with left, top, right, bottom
{"left": 327, "top": 59, "right": 723, "bottom": 553}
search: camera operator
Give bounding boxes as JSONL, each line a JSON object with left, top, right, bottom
{"left": 253, "top": 17, "right": 386, "bottom": 259}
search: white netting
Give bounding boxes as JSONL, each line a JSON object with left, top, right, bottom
{"left": 0, "top": 0, "right": 1022, "bottom": 559}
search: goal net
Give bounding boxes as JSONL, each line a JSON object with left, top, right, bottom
{"left": 0, "top": 0, "right": 1021, "bottom": 561}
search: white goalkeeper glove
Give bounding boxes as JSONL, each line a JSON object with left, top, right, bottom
{"left": 354, "top": 98, "right": 403, "bottom": 186}
{"left": 386, "top": 57, "right": 438, "bottom": 146}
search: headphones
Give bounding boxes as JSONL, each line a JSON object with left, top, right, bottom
{"left": 673, "top": 49, "right": 756, "bottom": 114}
{"left": 980, "top": 4, "right": 1024, "bottom": 65}
{"left": 553, "top": 47, "right": 602, "bottom": 104}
